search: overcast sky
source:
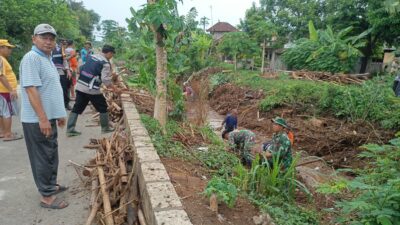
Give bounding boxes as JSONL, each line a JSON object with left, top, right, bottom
{"left": 81, "top": 0, "right": 259, "bottom": 29}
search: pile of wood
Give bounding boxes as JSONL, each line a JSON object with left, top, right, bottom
{"left": 82, "top": 124, "right": 146, "bottom": 225}
{"left": 129, "top": 89, "right": 155, "bottom": 116}
{"left": 172, "top": 122, "right": 210, "bottom": 148}
{"left": 291, "top": 70, "right": 369, "bottom": 85}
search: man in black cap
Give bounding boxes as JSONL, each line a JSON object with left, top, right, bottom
{"left": 66, "top": 44, "right": 118, "bottom": 136}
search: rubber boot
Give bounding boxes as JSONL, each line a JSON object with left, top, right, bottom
{"left": 100, "top": 113, "right": 114, "bottom": 134}
{"left": 66, "top": 112, "right": 81, "bottom": 137}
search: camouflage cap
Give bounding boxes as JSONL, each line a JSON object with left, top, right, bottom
{"left": 272, "top": 117, "right": 289, "bottom": 128}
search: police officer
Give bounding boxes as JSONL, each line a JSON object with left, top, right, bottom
{"left": 52, "top": 39, "right": 72, "bottom": 110}
{"left": 66, "top": 45, "right": 117, "bottom": 136}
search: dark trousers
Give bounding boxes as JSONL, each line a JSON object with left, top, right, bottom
{"left": 60, "top": 75, "right": 71, "bottom": 108}
{"left": 221, "top": 126, "right": 234, "bottom": 139}
{"left": 72, "top": 90, "right": 108, "bottom": 114}
{"left": 22, "top": 120, "right": 59, "bottom": 197}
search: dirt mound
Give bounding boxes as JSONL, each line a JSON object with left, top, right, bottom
{"left": 210, "top": 84, "right": 393, "bottom": 168}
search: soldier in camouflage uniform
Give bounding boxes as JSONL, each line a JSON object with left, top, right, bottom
{"left": 262, "top": 117, "right": 293, "bottom": 170}
{"left": 226, "top": 129, "right": 256, "bottom": 166}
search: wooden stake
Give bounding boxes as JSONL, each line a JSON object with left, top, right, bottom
{"left": 86, "top": 179, "right": 100, "bottom": 225}
{"left": 210, "top": 193, "right": 218, "bottom": 213}
{"left": 98, "top": 164, "right": 115, "bottom": 225}
{"left": 138, "top": 208, "right": 147, "bottom": 225}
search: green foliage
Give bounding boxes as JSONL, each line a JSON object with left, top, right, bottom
{"left": 167, "top": 79, "right": 185, "bottom": 120}
{"left": 333, "top": 138, "right": 400, "bottom": 224}
{"left": 196, "top": 146, "right": 240, "bottom": 177}
{"left": 249, "top": 195, "right": 319, "bottom": 225}
{"left": 232, "top": 154, "right": 308, "bottom": 201}
{"left": 217, "top": 32, "right": 259, "bottom": 70}
{"left": 140, "top": 114, "right": 190, "bottom": 158}
{"left": 0, "top": 0, "right": 98, "bottom": 71}
{"left": 316, "top": 179, "right": 349, "bottom": 195}
{"left": 203, "top": 177, "right": 238, "bottom": 208}
{"left": 239, "top": 4, "right": 277, "bottom": 44}
{"left": 100, "top": 20, "right": 129, "bottom": 57}
{"left": 209, "top": 73, "right": 233, "bottom": 91}
{"left": 282, "top": 23, "right": 365, "bottom": 73}
{"left": 234, "top": 72, "right": 400, "bottom": 129}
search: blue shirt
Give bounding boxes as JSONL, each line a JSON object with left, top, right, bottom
{"left": 224, "top": 114, "right": 238, "bottom": 130}
{"left": 19, "top": 46, "right": 67, "bottom": 123}
{"left": 81, "top": 48, "right": 92, "bottom": 64}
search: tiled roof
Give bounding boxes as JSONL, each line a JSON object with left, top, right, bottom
{"left": 207, "top": 22, "right": 238, "bottom": 32}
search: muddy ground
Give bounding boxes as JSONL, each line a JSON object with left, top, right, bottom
{"left": 130, "top": 88, "right": 261, "bottom": 225}
{"left": 162, "top": 158, "right": 259, "bottom": 225}
{"left": 209, "top": 83, "right": 394, "bottom": 169}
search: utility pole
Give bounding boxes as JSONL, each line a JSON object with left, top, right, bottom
{"left": 210, "top": 5, "right": 213, "bottom": 26}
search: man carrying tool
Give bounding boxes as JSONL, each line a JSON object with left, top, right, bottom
{"left": 220, "top": 109, "right": 238, "bottom": 138}
{"left": 260, "top": 117, "right": 293, "bottom": 170}
{"left": 66, "top": 44, "right": 118, "bottom": 137}
{"left": 224, "top": 129, "right": 256, "bottom": 166}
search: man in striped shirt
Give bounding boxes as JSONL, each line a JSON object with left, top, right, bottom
{"left": 19, "top": 24, "right": 68, "bottom": 209}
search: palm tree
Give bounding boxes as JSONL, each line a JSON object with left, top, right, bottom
{"left": 199, "top": 16, "right": 209, "bottom": 32}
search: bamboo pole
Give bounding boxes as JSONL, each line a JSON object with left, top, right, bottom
{"left": 98, "top": 164, "right": 115, "bottom": 225}
{"left": 138, "top": 208, "right": 147, "bottom": 225}
{"left": 119, "top": 156, "right": 128, "bottom": 184}
{"left": 86, "top": 179, "right": 100, "bottom": 225}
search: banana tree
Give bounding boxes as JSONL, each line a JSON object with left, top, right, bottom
{"left": 131, "top": 0, "right": 182, "bottom": 127}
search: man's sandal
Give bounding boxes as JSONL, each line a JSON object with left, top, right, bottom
{"left": 54, "top": 184, "right": 69, "bottom": 195}
{"left": 40, "top": 197, "right": 69, "bottom": 209}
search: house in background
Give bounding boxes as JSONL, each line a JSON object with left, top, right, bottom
{"left": 207, "top": 22, "right": 238, "bottom": 40}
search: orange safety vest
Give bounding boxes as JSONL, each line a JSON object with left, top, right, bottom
{"left": 287, "top": 131, "right": 294, "bottom": 146}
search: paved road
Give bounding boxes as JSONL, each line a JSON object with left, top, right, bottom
{"left": 0, "top": 106, "right": 108, "bottom": 225}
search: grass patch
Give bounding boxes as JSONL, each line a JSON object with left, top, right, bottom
{"left": 228, "top": 70, "right": 400, "bottom": 129}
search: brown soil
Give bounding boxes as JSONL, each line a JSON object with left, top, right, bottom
{"left": 209, "top": 83, "right": 394, "bottom": 168}
{"left": 161, "top": 158, "right": 259, "bottom": 225}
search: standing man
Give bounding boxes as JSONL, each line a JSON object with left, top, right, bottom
{"left": 80, "top": 41, "right": 92, "bottom": 65}
{"left": 0, "top": 39, "right": 23, "bottom": 141}
{"left": 66, "top": 44, "right": 117, "bottom": 137}
{"left": 19, "top": 24, "right": 68, "bottom": 209}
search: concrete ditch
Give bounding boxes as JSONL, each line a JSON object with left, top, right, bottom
{"left": 121, "top": 94, "right": 193, "bottom": 225}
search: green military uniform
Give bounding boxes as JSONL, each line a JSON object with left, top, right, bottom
{"left": 228, "top": 130, "right": 256, "bottom": 166}
{"left": 264, "top": 131, "right": 292, "bottom": 169}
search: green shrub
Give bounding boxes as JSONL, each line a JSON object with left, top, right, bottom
{"left": 333, "top": 138, "right": 400, "bottom": 224}
{"left": 233, "top": 72, "right": 400, "bottom": 129}
{"left": 203, "top": 177, "right": 238, "bottom": 208}
{"left": 232, "top": 154, "right": 309, "bottom": 201}
{"left": 282, "top": 23, "right": 365, "bottom": 73}
{"left": 140, "top": 114, "right": 190, "bottom": 158}
{"left": 196, "top": 146, "right": 240, "bottom": 177}
{"left": 209, "top": 72, "right": 233, "bottom": 91}
{"left": 249, "top": 195, "right": 319, "bottom": 225}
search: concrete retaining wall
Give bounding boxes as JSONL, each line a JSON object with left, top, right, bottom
{"left": 121, "top": 94, "right": 193, "bottom": 225}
